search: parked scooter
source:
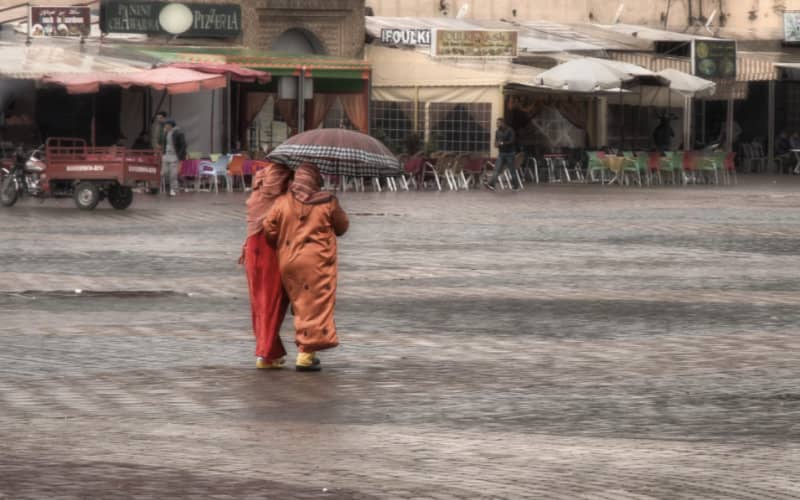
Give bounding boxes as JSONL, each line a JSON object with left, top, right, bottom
{"left": 0, "top": 146, "right": 47, "bottom": 207}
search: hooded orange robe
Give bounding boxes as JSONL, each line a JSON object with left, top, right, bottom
{"left": 264, "top": 191, "right": 349, "bottom": 353}
{"left": 243, "top": 163, "right": 292, "bottom": 361}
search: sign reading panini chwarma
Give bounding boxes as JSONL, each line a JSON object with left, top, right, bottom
{"left": 380, "top": 28, "right": 431, "bottom": 46}
{"left": 29, "top": 6, "right": 90, "bottom": 37}
{"left": 691, "top": 40, "right": 737, "bottom": 80}
{"left": 431, "top": 30, "right": 518, "bottom": 57}
{"left": 100, "top": 1, "right": 241, "bottom": 37}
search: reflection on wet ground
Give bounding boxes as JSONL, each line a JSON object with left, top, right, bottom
{"left": 1, "top": 178, "right": 799, "bottom": 498}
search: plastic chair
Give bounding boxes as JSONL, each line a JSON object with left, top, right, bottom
{"left": 621, "top": 151, "right": 642, "bottom": 187}
{"left": 633, "top": 152, "right": 651, "bottom": 186}
{"left": 586, "top": 151, "right": 608, "bottom": 183}
{"left": 681, "top": 151, "right": 698, "bottom": 185}
{"left": 695, "top": 152, "right": 722, "bottom": 185}
{"left": 421, "top": 153, "right": 445, "bottom": 191}
{"left": 403, "top": 155, "right": 425, "bottom": 190}
{"left": 724, "top": 152, "right": 737, "bottom": 185}
{"left": 227, "top": 155, "right": 246, "bottom": 191}
{"left": 461, "top": 154, "right": 486, "bottom": 189}
{"left": 658, "top": 151, "right": 682, "bottom": 185}
{"left": 197, "top": 160, "right": 219, "bottom": 193}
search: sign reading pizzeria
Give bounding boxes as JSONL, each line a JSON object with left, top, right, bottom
{"left": 29, "top": 6, "right": 90, "bottom": 37}
{"left": 691, "top": 39, "right": 737, "bottom": 80}
{"left": 100, "top": 1, "right": 241, "bottom": 38}
{"left": 380, "top": 28, "right": 431, "bottom": 46}
{"left": 431, "top": 30, "right": 518, "bottom": 57}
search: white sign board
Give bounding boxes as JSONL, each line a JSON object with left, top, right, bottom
{"left": 785, "top": 12, "right": 800, "bottom": 42}
{"left": 380, "top": 28, "right": 431, "bottom": 46}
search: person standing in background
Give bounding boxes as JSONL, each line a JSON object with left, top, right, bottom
{"left": 162, "top": 119, "right": 187, "bottom": 197}
{"left": 151, "top": 111, "right": 167, "bottom": 150}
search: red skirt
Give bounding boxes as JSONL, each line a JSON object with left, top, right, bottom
{"left": 245, "top": 233, "right": 289, "bottom": 361}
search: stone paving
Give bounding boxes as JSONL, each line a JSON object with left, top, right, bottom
{"left": 1, "top": 178, "right": 799, "bottom": 499}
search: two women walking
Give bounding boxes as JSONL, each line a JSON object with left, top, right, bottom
{"left": 242, "top": 162, "right": 348, "bottom": 372}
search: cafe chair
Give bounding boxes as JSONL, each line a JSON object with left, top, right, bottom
{"left": 586, "top": 151, "right": 608, "bottom": 183}
{"left": 227, "top": 155, "right": 246, "bottom": 191}
{"left": 197, "top": 160, "right": 219, "bottom": 193}
{"left": 421, "top": 153, "right": 445, "bottom": 191}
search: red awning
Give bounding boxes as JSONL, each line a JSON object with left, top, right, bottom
{"left": 164, "top": 62, "right": 271, "bottom": 84}
{"left": 42, "top": 67, "right": 228, "bottom": 95}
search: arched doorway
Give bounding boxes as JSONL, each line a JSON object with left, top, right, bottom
{"left": 271, "top": 28, "right": 326, "bottom": 55}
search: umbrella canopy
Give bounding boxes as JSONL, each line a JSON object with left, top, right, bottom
{"left": 42, "top": 67, "right": 227, "bottom": 95}
{"left": 656, "top": 68, "right": 716, "bottom": 98}
{"left": 267, "top": 128, "right": 400, "bottom": 178}
{"left": 535, "top": 57, "right": 668, "bottom": 93}
{"left": 165, "top": 63, "right": 271, "bottom": 84}
{"left": 536, "top": 58, "right": 633, "bottom": 92}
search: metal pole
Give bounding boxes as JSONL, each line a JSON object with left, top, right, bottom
{"left": 297, "top": 68, "right": 305, "bottom": 134}
{"left": 619, "top": 84, "right": 624, "bottom": 150}
{"left": 768, "top": 80, "right": 776, "bottom": 172}
{"left": 225, "top": 75, "right": 231, "bottom": 153}
{"left": 26, "top": 3, "right": 31, "bottom": 45}
{"left": 701, "top": 99, "right": 706, "bottom": 146}
{"left": 638, "top": 86, "right": 643, "bottom": 149}
{"left": 414, "top": 85, "right": 419, "bottom": 133}
{"left": 726, "top": 97, "right": 734, "bottom": 153}
{"left": 210, "top": 89, "right": 215, "bottom": 153}
{"left": 367, "top": 74, "right": 372, "bottom": 134}
{"left": 683, "top": 96, "right": 692, "bottom": 151}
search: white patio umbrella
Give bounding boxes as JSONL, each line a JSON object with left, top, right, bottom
{"left": 656, "top": 68, "right": 716, "bottom": 98}
{"left": 535, "top": 58, "right": 634, "bottom": 92}
{"left": 650, "top": 69, "right": 716, "bottom": 150}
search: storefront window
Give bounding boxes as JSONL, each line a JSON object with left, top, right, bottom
{"left": 370, "top": 100, "right": 422, "bottom": 153}
{"left": 428, "top": 102, "right": 491, "bottom": 153}
{"left": 608, "top": 104, "right": 652, "bottom": 150}
{"left": 324, "top": 98, "right": 354, "bottom": 130}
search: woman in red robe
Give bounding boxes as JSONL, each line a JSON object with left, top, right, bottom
{"left": 264, "top": 164, "right": 349, "bottom": 371}
{"left": 241, "top": 162, "right": 293, "bottom": 369}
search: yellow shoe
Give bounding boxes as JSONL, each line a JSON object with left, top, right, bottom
{"left": 295, "top": 352, "right": 321, "bottom": 372}
{"left": 256, "top": 357, "right": 285, "bottom": 369}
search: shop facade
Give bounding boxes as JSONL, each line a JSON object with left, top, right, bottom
{"left": 1, "top": 0, "right": 369, "bottom": 157}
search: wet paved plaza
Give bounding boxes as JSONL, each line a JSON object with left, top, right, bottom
{"left": 1, "top": 178, "right": 799, "bottom": 499}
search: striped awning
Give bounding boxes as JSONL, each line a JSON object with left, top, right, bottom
{"left": 608, "top": 51, "right": 776, "bottom": 83}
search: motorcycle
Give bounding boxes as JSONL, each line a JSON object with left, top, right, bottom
{"left": 0, "top": 146, "right": 47, "bottom": 207}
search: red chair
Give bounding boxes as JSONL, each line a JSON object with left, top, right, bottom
{"left": 404, "top": 156, "right": 425, "bottom": 190}
{"left": 682, "top": 151, "right": 697, "bottom": 184}
{"left": 724, "top": 152, "right": 737, "bottom": 185}
{"left": 647, "top": 152, "right": 662, "bottom": 172}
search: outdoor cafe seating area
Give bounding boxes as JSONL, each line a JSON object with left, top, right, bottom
{"left": 175, "top": 148, "right": 739, "bottom": 195}
{"left": 381, "top": 149, "right": 738, "bottom": 192}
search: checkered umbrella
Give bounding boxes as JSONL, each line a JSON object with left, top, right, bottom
{"left": 267, "top": 128, "right": 401, "bottom": 178}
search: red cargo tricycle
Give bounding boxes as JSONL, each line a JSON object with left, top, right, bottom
{"left": 0, "top": 137, "right": 161, "bottom": 210}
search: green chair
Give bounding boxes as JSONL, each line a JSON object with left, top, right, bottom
{"left": 621, "top": 151, "right": 643, "bottom": 187}
{"left": 695, "top": 152, "right": 723, "bottom": 185}
{"left": 658, "top": 151, "right": 682, "bottom": 185}
{"left": 586, "top": 151, "right": 609, "bottom": 183}
{"left": 633, "top": 152, "right": 651, "bottom": 186}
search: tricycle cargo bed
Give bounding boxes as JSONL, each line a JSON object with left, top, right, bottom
{"left": 45, "top": 137, "right": 160, "bottom": 186}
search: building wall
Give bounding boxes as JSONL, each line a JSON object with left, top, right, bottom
{"left": 239, "top": 0, "right": 366, "bottom": 57}
{"left": 367, "top": 0, "right": 800, "bottom": 37}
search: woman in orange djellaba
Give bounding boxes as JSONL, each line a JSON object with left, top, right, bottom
{"left": 264, "top": 164, "right": 349, "bottom": 372}
{"left": 241, "top": 162, "right": 293, "bottom": 369}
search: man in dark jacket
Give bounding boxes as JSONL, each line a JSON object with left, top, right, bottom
{"left": 162, "top": 119, "right": 187, "bottom": 196}
{"left": 653, "top": 115, "right": 674, "bottom": 152}
{"left": 486, "top": 118, "right": 520, "bottom": 191}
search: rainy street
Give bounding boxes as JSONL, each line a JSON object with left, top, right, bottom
{"left": 1, "top": 179, "right": 799, "bottom": 499}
